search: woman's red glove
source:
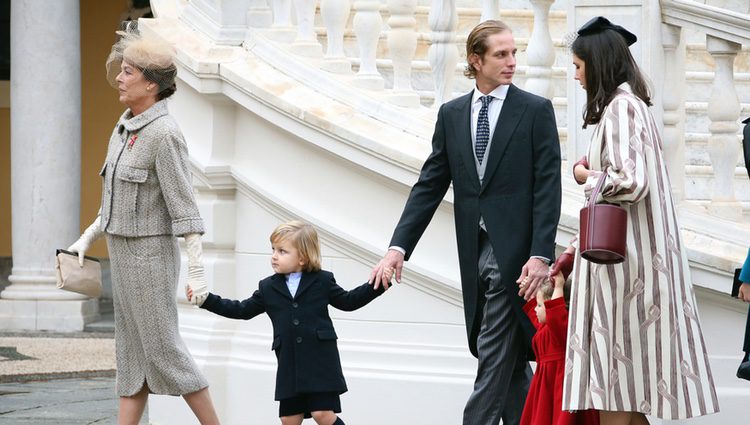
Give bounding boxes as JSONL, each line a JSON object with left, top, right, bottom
{"left": 573, "top": 155, "right": 589, "bottom": 170}
{"left": 573, "top": 156, "right": 589, "bottom": 184}
{"left": 549, "top": 252, "right": 574, "bottom": 281}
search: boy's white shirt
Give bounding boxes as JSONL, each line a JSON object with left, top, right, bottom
{"left": 286, "top": 272, "right": 302, "bottom": 297}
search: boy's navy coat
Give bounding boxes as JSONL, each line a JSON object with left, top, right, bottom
{"left": 201, "top": 270, "right": 384, "bottom": 400}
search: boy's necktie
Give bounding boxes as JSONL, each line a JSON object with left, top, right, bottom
{"left": 476, "top": 95, "right": 493, "bottom": 164}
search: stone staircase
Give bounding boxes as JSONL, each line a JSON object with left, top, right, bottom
{"left": 302, "top": 4, "right": 750, "bottom": 206}
{"left": 140, "top": 1, "right": 750, "bottom": 423}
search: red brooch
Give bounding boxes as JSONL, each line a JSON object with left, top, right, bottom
{"left": 127, "top": 134, "right": 138, "bottom": 150}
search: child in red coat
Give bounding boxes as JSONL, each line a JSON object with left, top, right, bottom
{"left": 520, "top": 248, "right": 598, "bottom": 425}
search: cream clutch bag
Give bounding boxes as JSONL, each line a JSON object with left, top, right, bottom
{"left": 55, "top": 249, "right": 102, "bottom": 298}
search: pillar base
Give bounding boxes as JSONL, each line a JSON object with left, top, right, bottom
{"left": 708, "top": 201, "right": 743, "bottom": 221}
{"left": 290, "top": 41, "right": 323, "bottom": 58}
{"left": 0, "top": 299, "right": 99, "bottom": 331}
{"left": 352, "top": 73, "right": 385, "bottom": 91}
{"left": 321, "top": 57, "right": 352, "bottom": 74}
{"left": 388, "top": 90, "right": 421, "bottom": 108}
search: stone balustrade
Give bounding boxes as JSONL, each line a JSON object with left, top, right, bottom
{"left": 178, "top": 0, "right": 749, "bottom": 217}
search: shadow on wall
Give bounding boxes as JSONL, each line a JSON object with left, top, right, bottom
{"left": 0, "top": 257, "right": 10, "bottom": 293}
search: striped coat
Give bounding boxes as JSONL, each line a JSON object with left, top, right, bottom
{"left": 563, "top": 83, "right": 719, "bottom": 419}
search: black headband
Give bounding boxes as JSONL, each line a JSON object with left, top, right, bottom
{"left": 577, "top": 16, "right": 637, "bottom": 46}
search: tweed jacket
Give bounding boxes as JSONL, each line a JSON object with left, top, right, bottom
{"left": 201, "top": 270, "right": 385, "bottom": 400}
{"left": 99, "top": 100, "right": 204, "bottom": 237}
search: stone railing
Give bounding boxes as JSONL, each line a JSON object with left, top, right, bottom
{"left": 172, "top": 0, "right": 749, "bottom": 219}
{"left": 661, "top": 0, "right": 750, "bottom": 220}
{"left": 178, "top": 0, "right": 560, "bottom": 106}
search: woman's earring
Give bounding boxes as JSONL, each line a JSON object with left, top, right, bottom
{"left": 146, "top": 85, "right": 152, "bottom": 91}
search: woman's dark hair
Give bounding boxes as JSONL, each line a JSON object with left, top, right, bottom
{"left": 157, "top": 82, "right": 177, "bottom": 100}
{"left": 571, "top": 30, "right": 651, "bottom": 128}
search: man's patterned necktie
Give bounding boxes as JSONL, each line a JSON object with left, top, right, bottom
{"left": 476, "top": 95, "right": 493, "bottom": 164}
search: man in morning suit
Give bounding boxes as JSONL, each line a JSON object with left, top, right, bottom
{"left": 369, "top": 20, "right": 561, "bottom": 425}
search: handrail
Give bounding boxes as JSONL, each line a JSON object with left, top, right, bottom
{"left": 661, "top": 0, "right": 750, "bottom": 45}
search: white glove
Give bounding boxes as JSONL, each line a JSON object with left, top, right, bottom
{"left": 67, "top": 216, "right": 104, "bottom": 266}
{"left": 185, "top": 233, "right": 208, "bottom": 306}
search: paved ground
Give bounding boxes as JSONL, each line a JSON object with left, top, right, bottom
{"left": 0, "top": 311, "right": 149, "bottom": 424}
{"left": 0, "top": 376, "right": 148, "bottom": 425}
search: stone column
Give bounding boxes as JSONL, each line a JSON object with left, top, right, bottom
{"left": 352, "top": 1, "right": 385, "bottom": 90}
{"left": 480, "top": 0, "right": 500, "bottom": 22}
{"left": 180, "top": 0, "right": 253, "bottom": 45}
{"left": 706, "top": 35, "right": 742, "bottom": 220}
{"left": 661, "top": 23, "right": 686, "bottom": 203}
{"left": 524, "top": 0, "right": 556, "bottom": 100}
{"left": 321, "top": 0, "right": 353, "bottom": 73}
{"left": 0, "top": 0, "right": 97, "bottom": 331}
{"left": 387, "top": 0, "right": 420, "bottom": 107}
{"left": 428, "top": 0, "right": 458, "bottom": 107}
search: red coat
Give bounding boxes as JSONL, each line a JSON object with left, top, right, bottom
{"left": 520, "top": 298, "right": 599, "bottom": 425}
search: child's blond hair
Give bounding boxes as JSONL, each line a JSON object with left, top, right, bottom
{"left": 269, "top": 220, "right": 321, "bottom": 272}
{"left": 538, "top": 277, "right": 572, "bottom": 304}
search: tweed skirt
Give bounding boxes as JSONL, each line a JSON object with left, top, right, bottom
{"left": 107, "top": 234, "right": 208, "bottom": 396}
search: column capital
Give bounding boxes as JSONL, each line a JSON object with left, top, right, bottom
{"left": 706, "top": 34, "right": 741, "bottom": 56}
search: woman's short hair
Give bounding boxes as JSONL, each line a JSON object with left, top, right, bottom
{"left": 571, "top": 28, "right": 651, "bottom": 128}
{"left": 106, "top": 21, "right": 178, "bottom": 100}
{"left": 464, "top": 20, "right": 512, "bottom": 79}
{"left": 269, "top": 220, "right": 322, "bottom": 272}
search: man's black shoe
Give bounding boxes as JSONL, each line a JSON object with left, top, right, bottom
{"left": 738, "top": 360, "right": 750, "bottom": 381}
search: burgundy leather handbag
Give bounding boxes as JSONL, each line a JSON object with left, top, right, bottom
{"left": 579, "top": 173, "right": 627, "bottom": 264}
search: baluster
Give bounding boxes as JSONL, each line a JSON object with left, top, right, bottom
{"left": 706, "top": 35, "right": 742, "bottom": 219}
{"left": 291, "top": 0, "right": 323, "bottom": 57}
{"left": 660, "top": 24, "right": 686, "bottom": 203}
{"left": 524, "top": 0, "right": 555, "bottom": 100}
{"left": 428, "top": 0, "right": 458, "bottom": 107}
{"left": 352, "top": 1, "right": 385, "bottom": 90}
{"left": 321, "top": 0, "right": 352, "bottom": 73}
{"left": 268, "top": 0, "right": 295, "bottom": 42}
{"left": 480, "top": 0, "right": 500, "bottom": 22}
{"left": 387, "top": 0, "right": 419, "bottom": 107}
{"left": 247, "top": 0, "right": 272, "bottom": 28}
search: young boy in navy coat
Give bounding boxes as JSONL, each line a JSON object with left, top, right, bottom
{"left": 188, "top": 220, "right": 388, "bottom": 425}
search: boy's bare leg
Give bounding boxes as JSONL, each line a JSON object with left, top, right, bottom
{"left": 311, "top": 410, "right": 338, "bottom": 424}
{"left": 281, "top": 414, "right": 304, "bottom": 425}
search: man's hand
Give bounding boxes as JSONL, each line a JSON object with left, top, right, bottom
{"left": 516, "top": 257, "right": 549, "bottom": 301}
{"left": 739, "top": 283, "right": 750, "bottom": 302}
{"left": 369, "top": 249, "right": 405, "bottom": 290}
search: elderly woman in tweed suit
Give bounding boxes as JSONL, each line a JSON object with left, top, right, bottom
{"left": 552, "top": 17, "right": 719, "bottom": 425}
{"left": 67, "top": 23, "right": 220, "bottom": 425}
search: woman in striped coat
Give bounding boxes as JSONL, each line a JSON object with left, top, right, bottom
{"left": 558, "top": 17, "right": 719, "bottom": 424}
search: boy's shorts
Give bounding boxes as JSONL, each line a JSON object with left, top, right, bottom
{"left": 279, "top": 392, "right": 341, "bottom": 418}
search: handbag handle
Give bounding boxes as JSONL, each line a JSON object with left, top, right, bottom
{"left": 584, "top": 170, "right": 609, "bottom": 251}
{"left": 584, "top": 170, "right": 608, "bottom": 209}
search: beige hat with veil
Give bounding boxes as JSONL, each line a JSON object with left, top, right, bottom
{"left": 105, "top": 20, "right": 177, "bottom": 93}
